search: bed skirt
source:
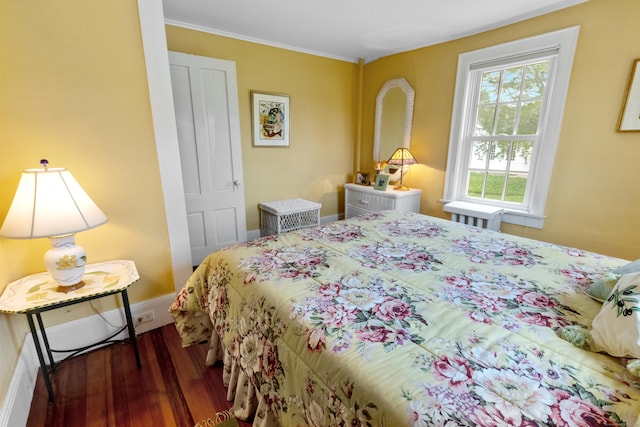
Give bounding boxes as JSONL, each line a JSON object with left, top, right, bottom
{"left": 206, "top": 329, "right": 278, "bottom": 427}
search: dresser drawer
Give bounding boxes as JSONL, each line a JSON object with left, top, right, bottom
{"left": 347, "top": 190, "right": 396, "bottom": 211}
{"left": 345, "top": 203, "right": 373, "bottom": 218}
{"left": 344, "top": 183, "right": 422, "bottom": 219}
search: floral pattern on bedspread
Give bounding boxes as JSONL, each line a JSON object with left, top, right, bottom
{"left": 450, "top": 236, "right": 545, "bottom": 267}
{"left": 349, "top": 241, "right": 443, "bottom": 272}
{"left": 290, "top": 271, "right": 430, "bottom": 355}
{"left": 169, "top": 211, "right": 640, "bottom": 427}
{"left": 438, "top": 269, "right": 574, "bottom": 329}
{"left": 407, "top": 332, "right": 633, "bottom": 426}
{"left": 239, "top": 245, "right": 330, "bottom": 284}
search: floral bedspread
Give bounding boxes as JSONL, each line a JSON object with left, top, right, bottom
{"left": 169, "top": 211, "right": 640, "bottom": 426}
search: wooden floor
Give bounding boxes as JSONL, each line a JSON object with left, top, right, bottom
{"left": 26, "top": 324, "right": 252, "bottom": 427}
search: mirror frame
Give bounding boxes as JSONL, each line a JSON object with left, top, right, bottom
{"left": 373, "top": 77, "right": 416, "bottom": 163}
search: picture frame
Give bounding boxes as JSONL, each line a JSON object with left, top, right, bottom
{"left": 618, "top": 58, "right": 640, "bottom": 132}
{"left": 251, "top": 91, "right": 291, "bottom": 146}
{"left": 354, "top": 171, "right": 370, "bottom": 186}
{"left": 373, "top": 173, "right": 390, "bottom": 191}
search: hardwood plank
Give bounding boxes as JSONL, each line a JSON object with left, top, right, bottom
{"left": 162, "top": 325, "right": 231, "bottom": 422}
{"left": 85, "top": 349, "right": 114, "bottom": 427}
{"left": 27, "top": 325, "right": 252, "bottom": 427}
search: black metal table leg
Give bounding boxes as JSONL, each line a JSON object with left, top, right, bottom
{"left": 27, "top": 313, "right": 55, "bottom": 403}
{"left": 121, "top": 289, "right": 141, "bottom": 368}
{"left": 35, "top": 312, "right": 56, "bottom": 370}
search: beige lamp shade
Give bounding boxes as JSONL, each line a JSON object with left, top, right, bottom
{"left": 0, "top": 166, "right": 107, "bottom": 239}
{"left": 0, "top": 161, "right": 107, "bottom": 291}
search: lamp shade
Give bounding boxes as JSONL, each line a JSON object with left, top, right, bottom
{"left": 387, "top": 147, "right": 418, "bottom": 191}
{"left": 0, "top": 166, "right": 107, "bottom": 239}
{"left": 387, "top": 147, "right": 418, "bottom": 166}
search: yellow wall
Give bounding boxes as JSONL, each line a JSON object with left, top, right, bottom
{"left": 165, "top": 26, "right": 357, "bottom": 230}
{"left": 362, "top": 0, "right": 640, "bottom": 261}
{"left": 0, "top": 0, "right": 175, "bottom": 403}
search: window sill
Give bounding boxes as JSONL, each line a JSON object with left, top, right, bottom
{"left": 502, "top": 211, "right": 545, "bottom": 229}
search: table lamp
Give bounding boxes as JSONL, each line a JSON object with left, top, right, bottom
{"left": 387, "top": 147, "right": 418, "bottom": 191}
{"left": 0, "top": 160, "right": 107, "bottom": 292}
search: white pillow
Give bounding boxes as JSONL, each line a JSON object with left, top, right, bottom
{"left": 591, "top": 272, "right": 640, "bottom": 358}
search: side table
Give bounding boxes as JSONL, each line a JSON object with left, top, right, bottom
{"left": 0, "top": 260, "right": 141, "bottom": 403}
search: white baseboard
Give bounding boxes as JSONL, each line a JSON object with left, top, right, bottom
{"left": 321, "top": 213, "right": 341, "bottom": 224}
{"left": 0, "top": 343, "right": 36, "bottom": 427}
{"left": 0, "top": 293, "right": 176, "bottom": 427}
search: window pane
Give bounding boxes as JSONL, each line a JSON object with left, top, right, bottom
{"left": 468, "top": 141, "right": 489, "bottom": 198}
{"left": 490, "top": 141, "right": 513, "bottom": 163}
{"left": 511, "top": 140, "right": 533, "bottom": 173}
{"left": 474, "top": 105, "right": 496, "bottom": 136}
{"left": 523, "top": 62, "right": 548, "bottom": 99}
{"left": 467, "top": 171, "right": 485, "bottom": 198}
{"left": 505, "top": 140, "right": 531, "bottom": 202}
{"left": 500, "top": 67, "right": 523, "bottom": 102}
{"left": 505, "top": 174, "right": 526, "bottom": 203}
{"left": 496, "top": 103, "right": 517, "bottom": 135}
{"left": 487, "top": 142, "right": 508, "bottom": 201}
{"left": 469, "top": 140, "right": 489, "bottom": 170}
{"left": 483, "top": 173, "right": 506, "bottom": 200}
{"left": 517, "top": 100, "right": 541, "bottom": 135}
{"left": 480, "top": 71, "right": 500, "bottom": 103}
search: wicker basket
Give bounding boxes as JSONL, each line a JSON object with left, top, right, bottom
{"left": 259, "top": 198, "right": 321, "bottom": 236}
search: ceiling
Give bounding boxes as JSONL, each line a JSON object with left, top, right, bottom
{"left": 161, "top": 0, "right": 586, "bottom": 63}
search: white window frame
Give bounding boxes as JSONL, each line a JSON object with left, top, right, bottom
{"left": 443, "top": 26, "right": 580, "bottom": 229}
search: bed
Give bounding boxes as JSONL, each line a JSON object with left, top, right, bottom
{"left": 169, "top": 210, "right": 640, "bottom": 426}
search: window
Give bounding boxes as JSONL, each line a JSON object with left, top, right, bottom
{"left": 443, "top": 27, "right": 580, "bottom": 228}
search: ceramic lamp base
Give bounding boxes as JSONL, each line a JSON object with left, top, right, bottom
{"left": 56, "top": 281, "right": 85, "bottom": 293}
{"left": 44, "top": 234, "right": 88, "bottom": 292}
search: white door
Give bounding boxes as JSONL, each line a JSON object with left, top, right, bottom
{"left": 169, "top": 51, "right": 247, "bottom": 266}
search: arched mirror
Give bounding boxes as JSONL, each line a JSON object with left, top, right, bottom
{"left": 373, "top": 78, "right": 415, "bottom": 183}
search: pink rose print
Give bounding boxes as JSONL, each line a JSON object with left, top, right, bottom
{"left": 551, "top": 390, "right": 617, "bottom": 427}
{"left": 307, "top": 328, "right": 326, "bottom": 352}
{"left": 374, "top": 298, "right": 412, "bottom": 321}
{"left": 516, "top": 312, "right": 570, "bottom": 328}
{"left": 356, "top": 326, "right": 392, "bottom": 343}
{"left": 318, "top": 282, "right": 342, "bottom": 297}
{"left": 259, "top": 340, "right": 279, "bottom": 380}
{"left": 433, "top": 355, "right": 474, "bottom": 391}
{"left": 517, "top": 291, "right": 557, "bottom": 309}
{"left": 322, "top": 305, "right": 357, "bottom": 328}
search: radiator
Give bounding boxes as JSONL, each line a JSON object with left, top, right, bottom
{"left": 443, "top": 201, "right": 504, "bottom": 231}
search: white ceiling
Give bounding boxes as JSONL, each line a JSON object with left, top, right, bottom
{"left": 161, "top": 0, "right": 587, "bottom": 63}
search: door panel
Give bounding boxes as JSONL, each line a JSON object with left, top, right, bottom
{"left": 169, "top": 64, "right": 201, "bottom": 196}
{"left": 169, "top": 52, "right": 247, "bottom": 265}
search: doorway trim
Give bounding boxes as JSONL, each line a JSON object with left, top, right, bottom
{"left": 137, "top": 0, "right": 193, "bottom": 293}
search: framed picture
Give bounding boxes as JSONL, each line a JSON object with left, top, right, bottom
{"left": 354, "top": 171, "right": 370, "bottom": 186}
{"left": 618, "top": 58, "right": 640, "bottom": 132}
{"left": 373, "top": 173, "right": 390, "bottom": 191}
{"left": 251, "top": 91, "right": 291, "bottom": 146}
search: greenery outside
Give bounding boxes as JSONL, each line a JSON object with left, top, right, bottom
{"left": 467, "top": 172, "right": 527, "bottom": 202}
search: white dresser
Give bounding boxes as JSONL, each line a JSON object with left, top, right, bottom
{"left": 344, "top": 183, "right": 422, "bottom": 218}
